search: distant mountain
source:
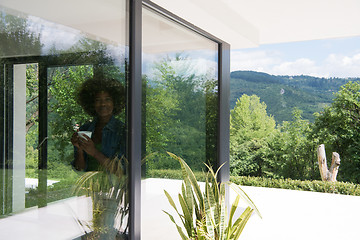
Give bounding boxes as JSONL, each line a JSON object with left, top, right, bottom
{"left": 230, "top": 70, "right": 360, "bottom": 123}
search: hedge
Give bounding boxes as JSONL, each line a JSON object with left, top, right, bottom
{"left": 147, "top": 169, "right": 360, "bottom": 196}
{"left": 230, "top": 176, "right": 360, "bottom": 196}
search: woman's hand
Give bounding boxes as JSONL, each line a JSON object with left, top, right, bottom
{"left": 78, "top": 135, "right": 98, "bottom": 157}
{"left": 71, "top": 132, "right": 81, "bottom": 149}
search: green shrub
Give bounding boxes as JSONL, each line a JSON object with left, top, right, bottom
{"left": 230, "top": 176, "right": 360, "bottom": 196}
{"left": 147, "top": 169, "right": 360, "bottom": 196}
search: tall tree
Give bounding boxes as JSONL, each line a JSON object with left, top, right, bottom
{"left": 145, "top": 54, "right": 213, "bottom": 171}
{"left": 230, "top": 94, "right": 277, "bottom": 176}
{"left": 312, "top": 81, "right": 360, "bottom": 183}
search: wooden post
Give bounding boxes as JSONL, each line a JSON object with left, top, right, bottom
{"left": 317, "top": 144, "right": 340, "bottom": 182}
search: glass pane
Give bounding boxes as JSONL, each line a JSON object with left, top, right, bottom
{"left": 141, "top": 7, "right": 219, "bottom": 239}
{"left": 0, "top": 1, "right": 129, "bottom": 239}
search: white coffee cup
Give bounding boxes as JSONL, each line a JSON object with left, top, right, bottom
{"left": 78, "top": 131, "right": 92, "bottom": 140}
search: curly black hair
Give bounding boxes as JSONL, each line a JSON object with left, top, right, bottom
{"left": 77, "top": 76, "right": 125, "bottom": 117}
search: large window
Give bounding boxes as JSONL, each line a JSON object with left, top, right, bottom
{"left": 0, "top": 1, "right": 129, "bottom": 239}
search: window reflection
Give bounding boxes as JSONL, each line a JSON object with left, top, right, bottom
{"left": 144, "top": 54, "right": 218, "bottom": 171}
{"left": 0, "top": 2, "right": 129, "bottom": 239}
{"left": 141, "top": 7, "right": 219, "bottom": 239}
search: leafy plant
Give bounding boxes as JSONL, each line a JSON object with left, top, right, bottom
{"left": 73, "top": 156, "right": 129, "bottom": 240}
{"left": 163, "top": 152, "right": 261, "bottom": 240}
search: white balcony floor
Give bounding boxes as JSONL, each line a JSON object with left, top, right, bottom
{"left": 0, "top": 196, "right": 92, "bottom": 240}
{"left": 142, "top": 178, "right": 360, "bottom": 240}
{"left": 0, "top": 178, "right": 359, "bottom": 239}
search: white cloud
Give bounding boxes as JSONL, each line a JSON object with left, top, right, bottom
{"left": 272, "top": 58, "right": 320, "bottom": 76}
{"left": 230, "top": 50, "right": 282, "bottom": 72}
{"left": 27, "top": 15, "right": 81, "bottom": 53}
{"left": 231, "top": 49, "right": 360, "bottom": 78}
{"left": 323, "top": 53, "right": 360, "bottom": 78}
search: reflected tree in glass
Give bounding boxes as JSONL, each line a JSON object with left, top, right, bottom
{"left": 144, "top": 54, "right": 218, "bottom": 174}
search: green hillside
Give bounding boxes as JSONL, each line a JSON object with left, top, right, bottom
{"left": 230, "top": 71, "right": 359, "bottom": 123}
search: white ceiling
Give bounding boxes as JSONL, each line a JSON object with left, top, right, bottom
{"left": 152, "top": 0, "right": 360, "bottom": 48}
{"left": 1, "top": 0, "right": 359, "bottom": 50}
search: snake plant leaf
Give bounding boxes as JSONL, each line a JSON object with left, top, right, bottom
{"left": 163, "top": 210, "right": 188, "bottom": 240}
{"left": 73, "top": 171, "right": 99, "bottom": 194}
{"left": 218, "top": 189, "right": 227, "bottom": 240}
{"left": 205, "top": 164, "right": 219, "bottom": 201}
{"left": 228, "top": 195, "right": 240, "bottom": 228}
{"left": 182, "top": 182, "right": 194, "bottom": 220}
{"left": 231, "top": 207, "right": 254, "bottom": 240}
{"left": 193, "top": 189, "right": 202, "bottom": 220}
{"left": 226, "top": 182, "right": 262, "bottom": 218}
{"left": 167, "top": 152, "right": 204, "bottom": 210}
{"left": 164, "top": 190, "right": 178, "bottom": 212}
{"left": 204, "top": 183, "right": 216, "bottom": 239}
{"left": 164, "top": 190, "right": 187, "bottom": 227}
{"left": 196, "top": 219, "right": 212, "bottom": 240}
{"left": 206, "top": 177, "right": 219, "bottom": 237}
{"left": 178, "top": 193, "right": 194, "bottom": 236}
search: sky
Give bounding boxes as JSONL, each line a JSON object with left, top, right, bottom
{"left": 231, "top": 36, "right": 360, "bottom": 78}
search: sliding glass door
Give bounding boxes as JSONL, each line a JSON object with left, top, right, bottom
{"left": 141, "top": 4, "right": 223, "bottom": 239}
{"left": 0, "top": 1, "right": 129, "bottom": 239}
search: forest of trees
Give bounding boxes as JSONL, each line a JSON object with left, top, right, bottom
{"left": 230, "top": 80, "right": 360, "bottom": 183}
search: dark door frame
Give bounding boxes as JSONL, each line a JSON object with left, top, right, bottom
{"left": 129, "top": 1, "right": 230, "bottom": 239}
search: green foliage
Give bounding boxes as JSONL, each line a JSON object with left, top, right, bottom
{"left": 145, "top": 55, "right": 217, "bottom": 172}
{"left": 229, "top": 78, "right": 360, "bottom": 184}
{"left": 0, "top": 12, "right": 42, "bottom": 57}
{"left": 48, "top": 65, "right": 93, "bottom": 158}
{"left": 267, "top": 109, "right": 319, "bottom": 180}
{"left": 25, "top": 124, "right": 39, "bottom": 178}
{"left": 163, "top": 153, "right": 261, "bottom": 240}
{"left": 26, "top": 64, "right": 39, "bottom": 132}
{"left": 230, "top": 94, "right": 277, "bottom": 177}
{"left": 230, "top": 176, "right": 360, "bottom": 196}
{"left": 312, "top": 81, "right": 360, "bottom": 183}
{"left": 230, "top": 96, "right": 319, "bottom": 181}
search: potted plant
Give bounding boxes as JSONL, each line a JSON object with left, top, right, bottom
{"left": 73, "top": 156, "right": 129, "bottom": 240}
{"left": 163, "top": 152, "right": 262, "bottom": 240}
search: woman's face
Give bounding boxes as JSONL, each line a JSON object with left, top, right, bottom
{"left": 94, "top": 91, "right": 114, "bottom": 118}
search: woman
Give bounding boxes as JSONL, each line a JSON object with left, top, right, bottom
{"left": 71, "top": 77, "right": 126, "bottom": 171}
{"left": 71, "top": 76, "right": 128, "bottom": 239}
